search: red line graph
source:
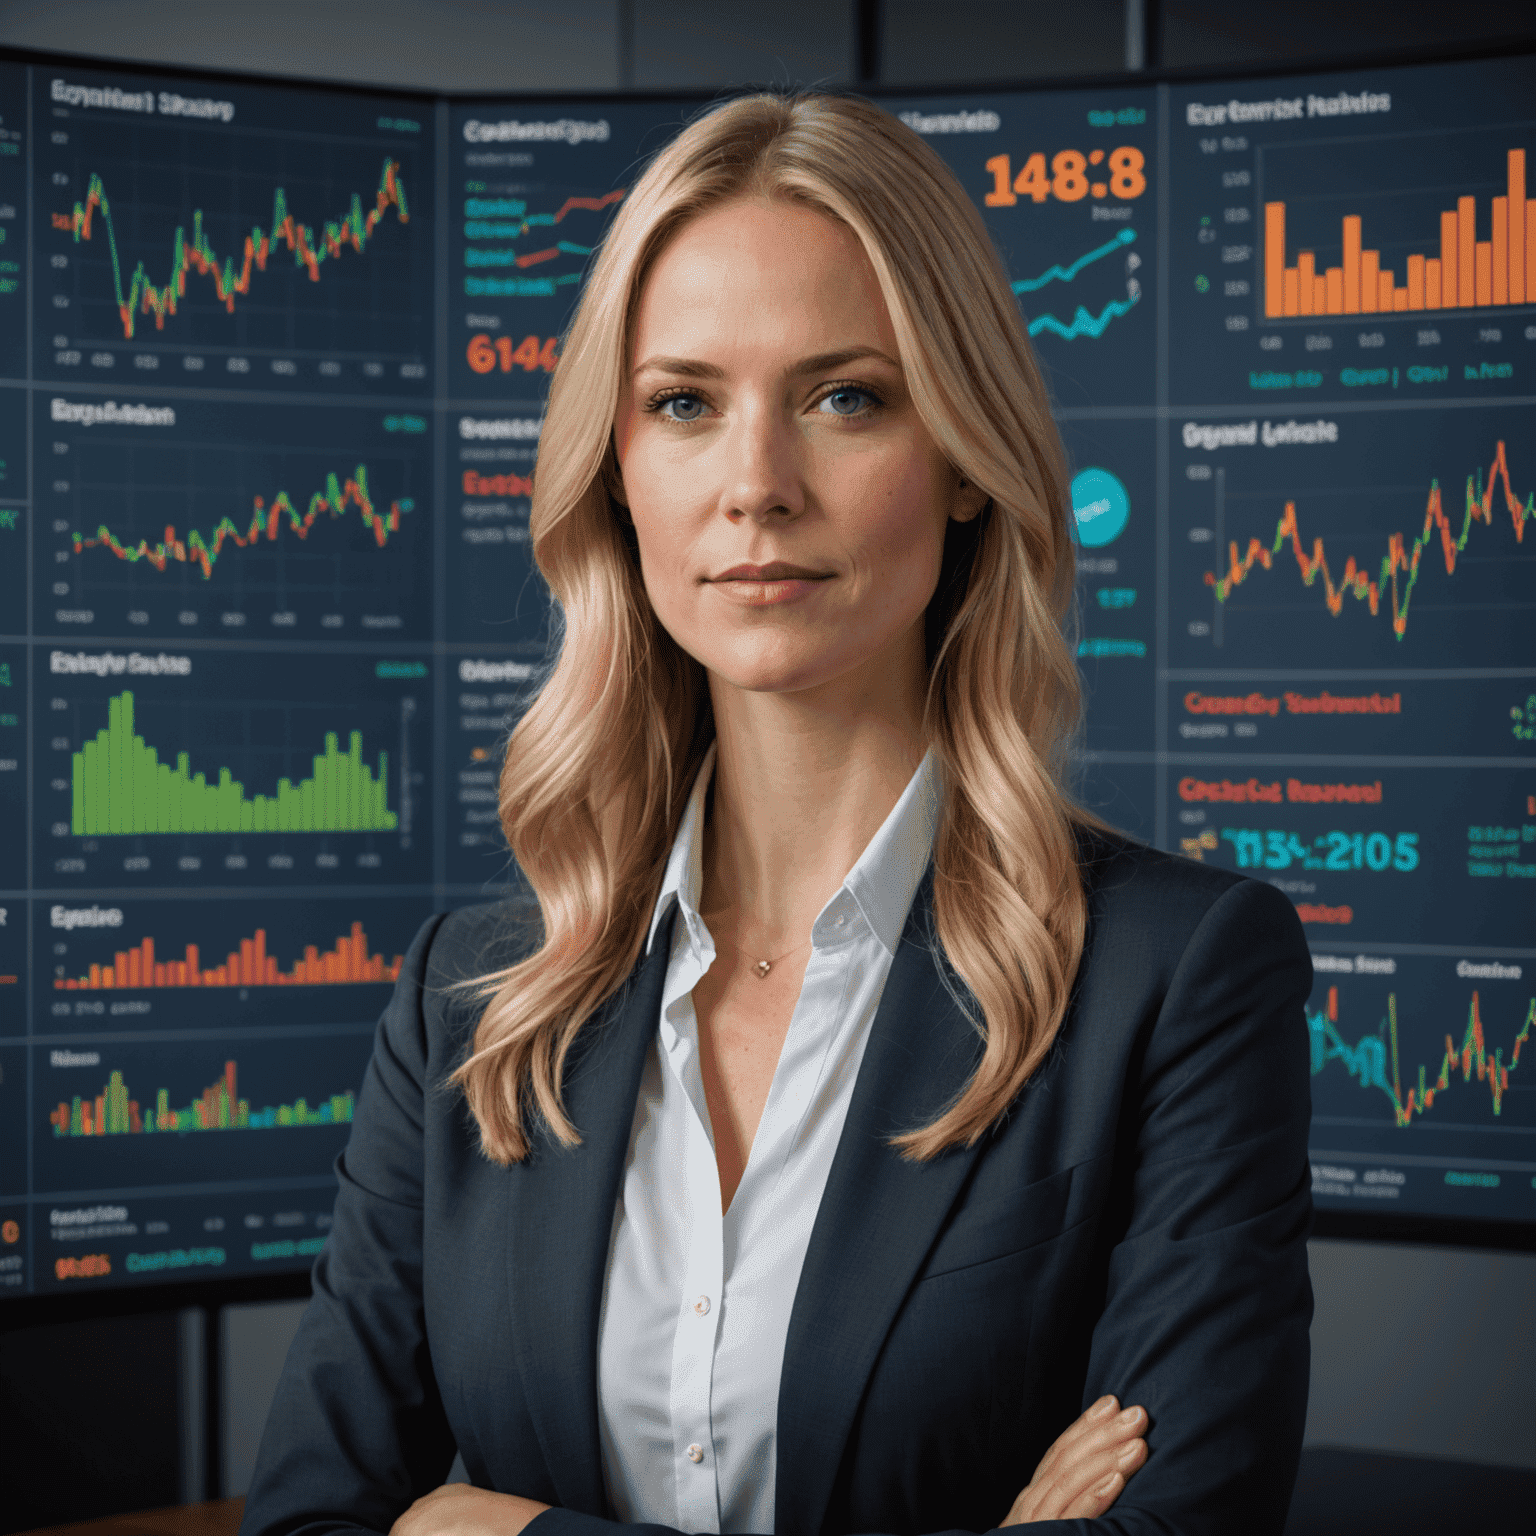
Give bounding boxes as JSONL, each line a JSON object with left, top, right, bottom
{"left": 1205, "top": 440, "right": 1532, "bottom": 639}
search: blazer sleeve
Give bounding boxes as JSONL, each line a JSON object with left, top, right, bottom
{"left": 240, "top": 912, "right": 461, "bottom": 1536}
{"left": 1058, "top": 872, "right": 1316, "bottom": 1533}
{"left": 526, "top": 871, "right": 1315, "bottom": 1536}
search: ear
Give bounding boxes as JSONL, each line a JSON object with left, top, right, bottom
{"left": 950, "top": 472, "right": 989, "bottom": 524}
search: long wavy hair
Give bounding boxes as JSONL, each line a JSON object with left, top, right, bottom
{"left": 454, "top": 90, "right": 1090, "bottom": 1164}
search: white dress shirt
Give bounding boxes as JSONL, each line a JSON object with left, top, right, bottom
{"left": 595, "top": 739, "right": 942, "bottom": 1535}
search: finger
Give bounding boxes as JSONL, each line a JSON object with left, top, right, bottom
{"left": 1032, "top": 1434, "right": 1147, "bottom": 1521}
{"left": 1063, "top": 1470, "right": 1124, "bottom": 1520}
{"left": 1035, "top": 1405, "right": 1147, "bottom": 1493}
{"left": 1027, "top": 1396, "right": 1122, "bottom": 1484}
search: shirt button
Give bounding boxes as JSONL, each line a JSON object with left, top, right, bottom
{"left": 833, "top": 914, "right": 846, "bottom": 927}
{"left": 692, "top": 1294, "right": 711, "bottom": 1316}
{"left": 687, "top": 1443, "right": 704, "bottom": 1463}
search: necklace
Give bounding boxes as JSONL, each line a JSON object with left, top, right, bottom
{"left": 700, "top": 910, "right": 812, "bottom": 978}
{"left": 745, "top": 934, "right": 812, "bottom": 980}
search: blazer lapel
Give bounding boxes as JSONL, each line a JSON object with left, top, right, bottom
{"left": 776, "top": 865, "right": 989, "bottom": 1536}
{"left": 504, "top": 907, "right": 675, "bottom": 1516}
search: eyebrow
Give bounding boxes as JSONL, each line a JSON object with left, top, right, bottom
{"left": 631, "top": 346, "right": 901, "bottom": 381}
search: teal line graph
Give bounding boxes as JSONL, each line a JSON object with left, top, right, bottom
{"left": 1011, "top": 227, "right": 1136, "bottom": 295}
{"left": 1028, "top": 293, "right": 1140, "bottom": 340}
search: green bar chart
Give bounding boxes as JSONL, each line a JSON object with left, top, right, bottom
{"left": 70, "top": 690, "right": 396, "bottom": 836}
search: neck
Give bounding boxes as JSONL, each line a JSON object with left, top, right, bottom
{"left": 698, "top": 641, "right": 928, "bottom": 944}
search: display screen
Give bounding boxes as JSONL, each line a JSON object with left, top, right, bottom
{"left": 2, "top": 51, "right": 1531, "bottom": 1300}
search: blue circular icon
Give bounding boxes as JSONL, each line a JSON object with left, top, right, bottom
{"left": 1070, "top": 467, "right": 1130, "bottom": 548}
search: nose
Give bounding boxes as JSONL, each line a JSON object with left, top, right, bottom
{"left": 718, "top": 397, "right": 805, "bottom": 525}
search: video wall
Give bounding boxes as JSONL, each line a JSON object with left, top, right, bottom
{"left": 1, "top": 48, "right": 1532, "bottom": 1299}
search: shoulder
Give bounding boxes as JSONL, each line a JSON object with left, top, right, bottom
{"left": 412, "top": 897, "right": 545, "bottom": 989}
{"left": 1071, "top": 821, "right": 1309, "bottom": 993}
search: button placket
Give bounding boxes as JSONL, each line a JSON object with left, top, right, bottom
{"left": 669, "top": 1088, "right": 724, "bottom": 1530}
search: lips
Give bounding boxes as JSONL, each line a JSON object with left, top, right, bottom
{"left": 712, "top": 562, "right": 832, "bottom": 581}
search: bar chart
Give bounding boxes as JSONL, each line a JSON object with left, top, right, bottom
{"left": 1265, "top": 149, "right": 1532, "bottom": 318}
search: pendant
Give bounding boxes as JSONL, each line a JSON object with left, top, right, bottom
{"left": 754, "top": 960, "right": 771, "bottom": 978}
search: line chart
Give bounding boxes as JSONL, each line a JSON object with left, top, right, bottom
{"left": 73, "top": 464, "right": 411, "bottom": 580}
{"left": 1308, "top": 984, "right": 1533, "bottom": 1127}
{"left": 1205, "top": 440, "right": 1533, "bottom": 639}
{"left": 461, "top": 190, "right": 625, "bottom": 298}
{"left": 1028, "top": 293, "right": 1141, "bottom": 340}
{"left": 1012, "top": 228, "right": 1137, "bottom": 294}
{"left": 53, "top": 160, "right": 409, "bottom": 340}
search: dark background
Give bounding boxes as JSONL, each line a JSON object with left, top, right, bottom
{"left": 0, "top": 0, "right": 1531, "bottom": 1526}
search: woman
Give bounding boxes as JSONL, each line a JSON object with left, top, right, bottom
{"left": 242, "top": 93, "right": 1313, "bottom": 1536}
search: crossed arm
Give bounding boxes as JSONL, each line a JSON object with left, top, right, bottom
{"left": 389, "top": 1400, "right": 1151, "bottom": 1536}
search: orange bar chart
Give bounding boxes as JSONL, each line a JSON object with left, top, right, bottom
{"left": 54, "top": 919, "right": 404, "bottom": 990}
{"left": 1265, "top": 148, "right": 1532, "bottom": 318}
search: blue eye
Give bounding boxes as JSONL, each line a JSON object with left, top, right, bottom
{"left": 818, "top": 388, "right": 874, "bottom": 417}
{"left": 660, "top": 394, "right": 706, "bottom": 421}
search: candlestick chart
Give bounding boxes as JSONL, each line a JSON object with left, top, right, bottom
{"left": 1173, "top": 402, "right": 1536, "bottom": 669}
{"left": 55, "top": 160, "right": 409, "bottom": 340}
{"left": 1206, "top": 438, "right": 1533, "bottom": 639}
{"left": 40, "top": 90, "right": 434, "bottom": 390}
{"left": 1308, "top": 984, "right": 1533, "bottom": 1128}
{"left": 40, "top": 399, "right": 432, "bottom": 638}
{"left": 74, "top": 463, "right": 409, "bottom": 577}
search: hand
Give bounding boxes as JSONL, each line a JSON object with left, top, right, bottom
{"left": 389, "top": 1484, "right": 552, "bottom": 1536}
{"left": 1000, "top": 1396, "right": 1148, "bottom": 1524}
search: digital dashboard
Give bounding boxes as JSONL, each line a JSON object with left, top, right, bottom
{"left": 2, "top": 47, "right": 1531, "bottom": 1300}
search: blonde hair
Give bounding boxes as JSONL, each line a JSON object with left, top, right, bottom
{"left": 454, "top": 90, "right": 1089, "bottom": 1163}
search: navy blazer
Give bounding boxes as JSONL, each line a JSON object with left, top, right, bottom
{"left": 241, "top": 832, "right": 1314, "bottom": 1536}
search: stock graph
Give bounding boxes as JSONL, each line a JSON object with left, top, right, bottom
{"left": 40, "top": 65, "right": 433, "bottom": 392}
{"left": 1306, "top": 960, "right": 1535, "bottom": 1223}
{"left": 35, "top": 1029, "right": 374, "bottom": 1197}
{"left": 1264, "top": 149, "right": 1532, "bottom": 319}
{"left": 54, "top": 919, "right": 403, "bottom": 993}
{"left": 74, "top": 464, "right": 408, "bottom": 578}
{"left": 1205, "top": 438, "right": 1532, "bottom": 640}
{"left": 55, "top": 158, "right": 409, "bottom": 340}
{"left": 1173, "top": 403, "right": 1535, "bottom": 669}
{"left": 1170, "top": 54, "right": 1536, "bottom": 405}
{"left": 1308, "top": 984, "right": 1532, "bottom": 1127}
{"left": 43, "top": 897, "right": 425, "bottom": 1033}
{"left": 450, "top": 101, "right": 684, "bottom": 397}
{"left": 893, "top": 89, "right": 1157, "bottom": 407}
{"left": 39, "top": 398, "right": 432, "bottom": 639}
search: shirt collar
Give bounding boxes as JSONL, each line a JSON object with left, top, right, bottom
{"left": 645, "top": 739, "right": 941, "bottom": 961}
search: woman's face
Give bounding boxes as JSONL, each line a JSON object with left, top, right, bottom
{"left": 614, "top": 196, "right": 985, "bottom": 707}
